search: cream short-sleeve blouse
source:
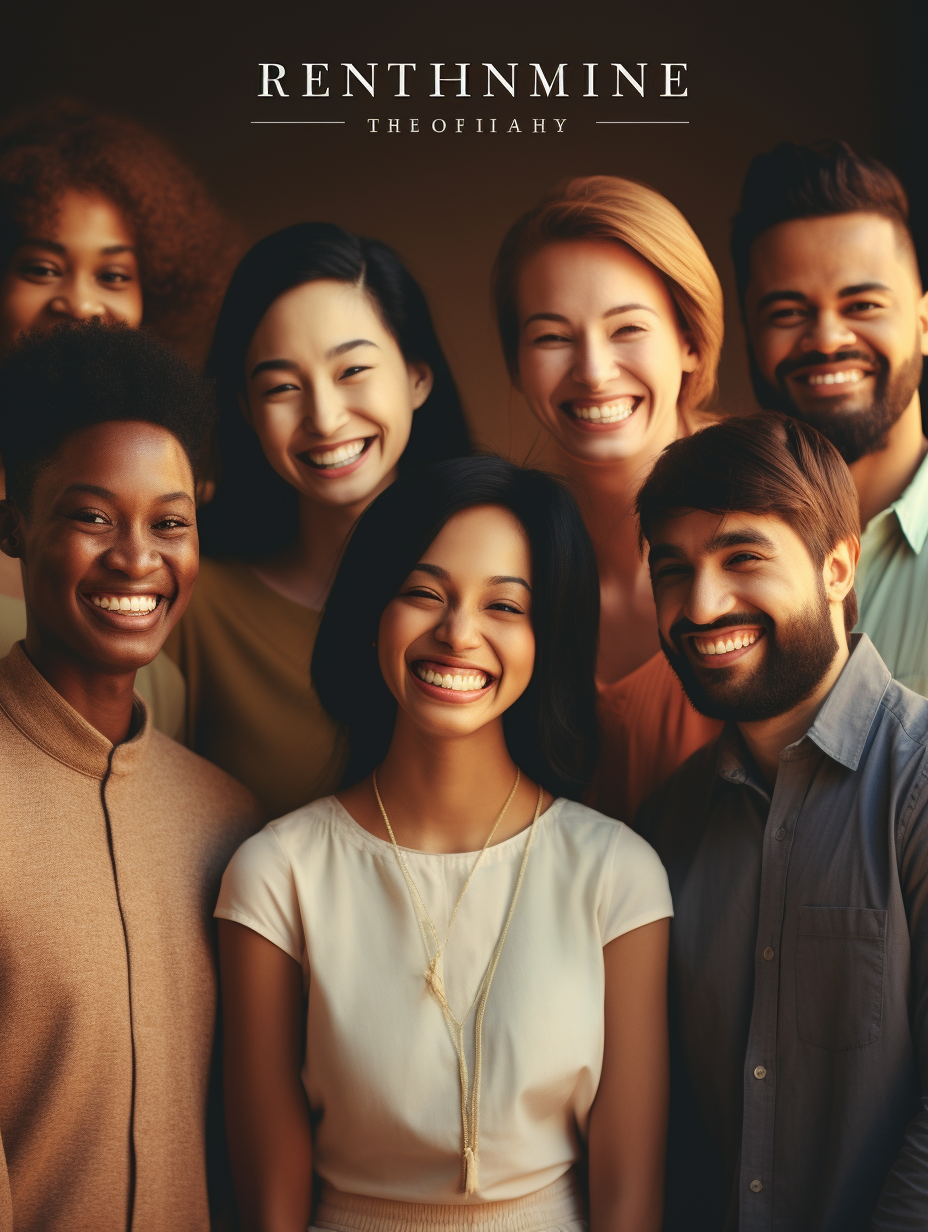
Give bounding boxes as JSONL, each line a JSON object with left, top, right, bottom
{"left": 216, "top": 795, "right": 672, "bottom": 1205}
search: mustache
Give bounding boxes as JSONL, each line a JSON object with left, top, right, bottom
{"left": 668, "top": 611, "right": 774, "bottom": 647}
{"left": 775, "top": 349, "right": 878, "bottom": 380}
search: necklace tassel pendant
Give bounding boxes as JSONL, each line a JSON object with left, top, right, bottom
{"left": 464, "top": 1146, "right": 478, "bottom": 1195}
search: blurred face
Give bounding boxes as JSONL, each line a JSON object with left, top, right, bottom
{"left": 514, "top": 239, "right": 698, "bottom": 467}
{"left": 648, "top": 510, "right": 854, "bottom": 722}
{"left": 243, "top": 279, "right": 433, "bottom": 510}
{"left": 745, "top": 213, "right": 928, "bottom": 463}
{"left": 377, "top": 505, "right": 536, "bottom": 741}
{"left": 1, "top": 421, "right": 198, "bottom": 673}
{"left": 0, "top": 189, "right": 143, "bottom": 353}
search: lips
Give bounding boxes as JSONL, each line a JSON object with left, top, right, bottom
{"left": 298, "top": 437, "right": 374, "bottom": 472}
{"left": 409, "top": 658, "right": 496, "bottom": 700}
{"left": 560, "top": 396, "right": 642, "bottom": 426}
{"left": 81, "top": 591, "right": 168, "bottom": 627}
{"left": 686, "top": 627, "right": 765, "bottom": 667}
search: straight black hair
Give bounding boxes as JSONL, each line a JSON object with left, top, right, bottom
{"left": 197, "top": 222, "right": 472, "bottom": 559}
{"left": 313, "top": 456, "right": 600, "bottom": 799}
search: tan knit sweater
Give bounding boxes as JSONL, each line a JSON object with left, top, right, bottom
{"left": 0, "top": 644, "right": 265, "bottom": 1231}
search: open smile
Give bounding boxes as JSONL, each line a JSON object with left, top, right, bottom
{"left": 409, "top": 658, "right": 496, "bottom": 702}
{"left": 297, "top": 436, "right": 375, "bottom": 476}
{"left": 560, "top": 396, "right": 643, "bottom": 428}
{"left": 686, "top": 626, "right": 765, "bottom": 667}
{"left": 81, "top": 590, "right": 168, "bottom": 629}
{"left": 789, "top": 365, "right": 873, "bottom": 395}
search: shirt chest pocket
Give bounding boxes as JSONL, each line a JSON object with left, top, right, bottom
{"left": 795, "top": 906, "right": 886, "bottom": 1050}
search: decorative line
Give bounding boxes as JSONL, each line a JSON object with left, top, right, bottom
{"left": 250, "top": 120, "right": 347, "bottom": 124}
{"left": 596, "top": 120, "right": 690, "bottom": 125}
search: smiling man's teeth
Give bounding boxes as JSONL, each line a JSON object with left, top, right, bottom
{"left": 694, "top": 631, "right": 758, "bottom": 656}
{"left": 92, "top": 595, "right": 159, "bottom": 613}
{"left": 806, "top": 369, "right": 864, "bottom": 387}
{"left": 308, "top": 440, "right": 367, "bottom": 468}
{"left": 571, "top": 398, "right": 637, "bottom": 423}
{"left": 414, "top": 664, "right": 489, "bottom": 691}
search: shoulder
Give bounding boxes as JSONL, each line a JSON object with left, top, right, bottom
{"left": 145, "top": 728, "right": 265, "bottom": 825}
{"left": 634, "top": 735, "right": 724, "bottom": 849}
{"left": 877, "top": 678, "right": 928, "bottom": 752}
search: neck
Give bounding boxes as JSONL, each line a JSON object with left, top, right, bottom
{"left": 374, "top": 715, "right": 525, "bottom": 853}
{"left": 737, "top": 637, "right": 851, "bottom": 789}
{"left": 252, "top": 490, "right": 372, "bottom": 609}
{"left": 849, "top": 394, "right": 928, "bottom": 527}
{"left": 23, "top": 624, "right": 137, "bottom": 746}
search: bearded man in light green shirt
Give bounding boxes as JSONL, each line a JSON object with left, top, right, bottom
{"left": 731, "top": 139, "right": 928, "bottom": 695}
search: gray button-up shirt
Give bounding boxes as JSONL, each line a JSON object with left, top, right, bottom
{"left": 637, "top": 635, "right": 928, "bottom": 1231}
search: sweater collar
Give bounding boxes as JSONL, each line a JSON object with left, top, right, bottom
{"left": 0, "top": 642, "right": 151, "bottom": 780}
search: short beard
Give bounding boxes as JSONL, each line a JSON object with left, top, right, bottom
{"left": 661, "top": 588, "right": 839, "bottom": 723}
{"left": 748, "top": 340, "right": 923, "bottom": 465}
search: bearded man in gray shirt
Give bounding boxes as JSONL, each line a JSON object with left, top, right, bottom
{"left": 636, "top": 413, "right": 928, "bottom": 1232}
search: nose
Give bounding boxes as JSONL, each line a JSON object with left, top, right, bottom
{"left": 435, "top": 603, "right": 483, "bottom": 653}
{"left": 50, "top": 272, "right": 108, "bottom": 322}
{"left": 302, "top": 381, "right": 354, "bottom": 438}
{"left": 680, "top": 565, "right": 739, "bottom": 630}
{"left": 571, "top": 332, "right": 617, "bottom": 390}
{"left": 799, "top": 309, "right": 857, "bottom": 355}
{"left": 100, "top": 523, "right": 162, "bottom": 580}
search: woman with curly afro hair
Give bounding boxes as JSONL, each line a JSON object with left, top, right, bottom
{"left": 0, "top": 97, "right": 241, "bottom": 737}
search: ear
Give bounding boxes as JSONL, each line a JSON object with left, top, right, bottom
{"left": 917, "top": 287, "right": 928, "bottom": 357}
{"left": 236, "top": 388, "right": 254, "bottom": 426}
{"left": 407, "top": 362, "right": 434, "bottom": 411}
{"left": 0, "top": 499, "right": 25, "bottom": 561}
{"left": 680, "top": 331, "right": 699, "bottom": 374}
{"left": 823, "top": 535, "right": 859, "bottom": 606}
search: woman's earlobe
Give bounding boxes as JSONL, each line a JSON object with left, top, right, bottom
{"left": 681, "top": 334, "right": 699, "bottom": 374}
{"left": 410, "top": 363, "right": 434, "bottom": 410}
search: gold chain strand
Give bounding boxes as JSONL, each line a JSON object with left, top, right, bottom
{"left": 372, "top": 768, "right": 542, "bottom": 1195}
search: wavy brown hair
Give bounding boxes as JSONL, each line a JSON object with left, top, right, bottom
{"left": 0, "top": 98, "right": 242, "bottom": 363}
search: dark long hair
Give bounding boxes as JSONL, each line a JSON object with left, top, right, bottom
{"left": 197, "top": 222, "right": 472, "bottom": 559}
{"left": 313, "top": 456, "right": 600, "bottom": 799}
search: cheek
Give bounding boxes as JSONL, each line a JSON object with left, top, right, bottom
{"left": 251, "top": 404, "right": 301, "bottom": 467}
{"left": 1, "top": 279, "right": 46, "bottom": 328}
{"left": 120, "top": 285, "right": 144, "bottom": 327}
{"left": 499, "top": 627, "right": 536, "bottom": 694}
{"left": 516, "top": 347, "right": 565, "bottom": 402}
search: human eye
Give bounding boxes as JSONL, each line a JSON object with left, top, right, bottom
{"left": 17, "top": 259, "right": 60, "bottom": 282}
{"left": 487, "top": 596, "right": 526, "bottom": 614}
{"left": 766, "top": 306, "right": 807, "bottom": 326}
{"left": 69, "top": 508, "right": 111, "bottom": 526}
{"left": 262, "top": 381, "right": 300, "bottom": 396}
{"left": 726, "top": 551, "right": 763, "bottom": 567}
{"left": 153, "top": 514, "right": 192, "bottom": 532}
{"left": 845, "top": 299, "right": 883, "bottom": 314}
{"left": 97, "top": 268, "right": 135, "bottom": 286}
{"left": 651, "top": 562, "right": 689, "bottom": 583}
{"left": 611, "top": 322, "right": 645, "bottom": 338}
{"left": 402, "top": 584, "right": 443, "bottom": 602}
{"left": 339, "top": 364, "right": 372, "bottom": 380}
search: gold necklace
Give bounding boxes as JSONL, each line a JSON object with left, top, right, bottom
{"left": 372, "top": 768, "right": 543, "bottom": 1195}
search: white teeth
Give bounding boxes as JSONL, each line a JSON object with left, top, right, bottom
{"left": 571, "top": 398, "right": 637, "bottom": 423}
{"left": 414, "top": 664, "right": 489, "bottom": 692}
{"left": 307, "top": 440, "right": 367, "bottom": 468}
{"left": 807, "top": 369, "right": 863, "bottom": 387}
{"left": 694, "top": 631, "right": 758, "bottom": 656}
{"left": 92, "top": 595, "right": 158, "bottom": 613}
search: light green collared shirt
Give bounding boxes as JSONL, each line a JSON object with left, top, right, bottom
{"left": 854, "top": 448, "right": 928, "bottom": 697}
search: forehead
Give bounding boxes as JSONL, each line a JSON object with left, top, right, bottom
{"left": 747, "top": 213, "right": 914, "bottom": 300}
{"left": 34, "top": 189, "right": 134, "bottom": 249}
{"left": 419, "top": 505, "right": 531, "bottom": 578}
{"left": 35, "top": 421, "right": 192, "bottom": 500}
{"left": 516, "top": 238, "right": 676, "bottom": 319}
{"left": 247, "top": 279, "right": 395, "bottom": 361}
{"left": 649, "top": 508, "right": 810, "bottom": 560}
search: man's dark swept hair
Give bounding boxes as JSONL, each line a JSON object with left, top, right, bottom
{"left": 636, "top": 414, "right": 861, "bottom": 632}
{"left": 0, "top": 320, "right": 216, "bottom": 509}
{"left": 313, "top": 456, "right": 600, "bottom": 799}
{"left": 198, "top": 222, "right": 472, "bottom": 560}
{"left": 731, "top": 140, "right": 917, "bottom": 310}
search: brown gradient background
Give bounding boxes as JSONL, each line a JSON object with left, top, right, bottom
{"left": 2, "top": 0, "right": 923, "bottom": 459}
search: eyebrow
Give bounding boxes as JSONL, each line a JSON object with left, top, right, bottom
{"left": 522, "top": 303, "right": 657, "bottom": 330}
{"left": 62, "top": 483, "right": 194, "bottom": 505}
{"left": 648, "top": 527, "right": 777, "bottom": 565}
{"left": 756, "top": 281, "right": 893, "bottom": 311}
{"left": 412, "top": 563, "right": 532, "bottom": 592}
{"left": 19, "top": 239, "right": 135, "bottom": 257}
{"left": 249, "top": 338, "right": 379, "bottom": 380}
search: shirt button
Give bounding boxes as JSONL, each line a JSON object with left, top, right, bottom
{"left": 750, "top": 1179, "right": 763, "bottom": 1193}
{"left": 763, "top": 947, "right": 774, "bottom": 961}
{"left": 754, "top": 1065, "right": 767, "bottom": 1080}
{"left": 774, "top": 827, "right": 786, "bottom": 841}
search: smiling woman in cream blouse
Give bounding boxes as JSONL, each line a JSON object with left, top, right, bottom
{"left": 216, "top": 456, "right": 673, "bottom": 1232}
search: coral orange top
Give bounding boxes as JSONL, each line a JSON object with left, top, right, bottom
{"left": 586, "top": 651, "right": 722, "bottom": 825}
